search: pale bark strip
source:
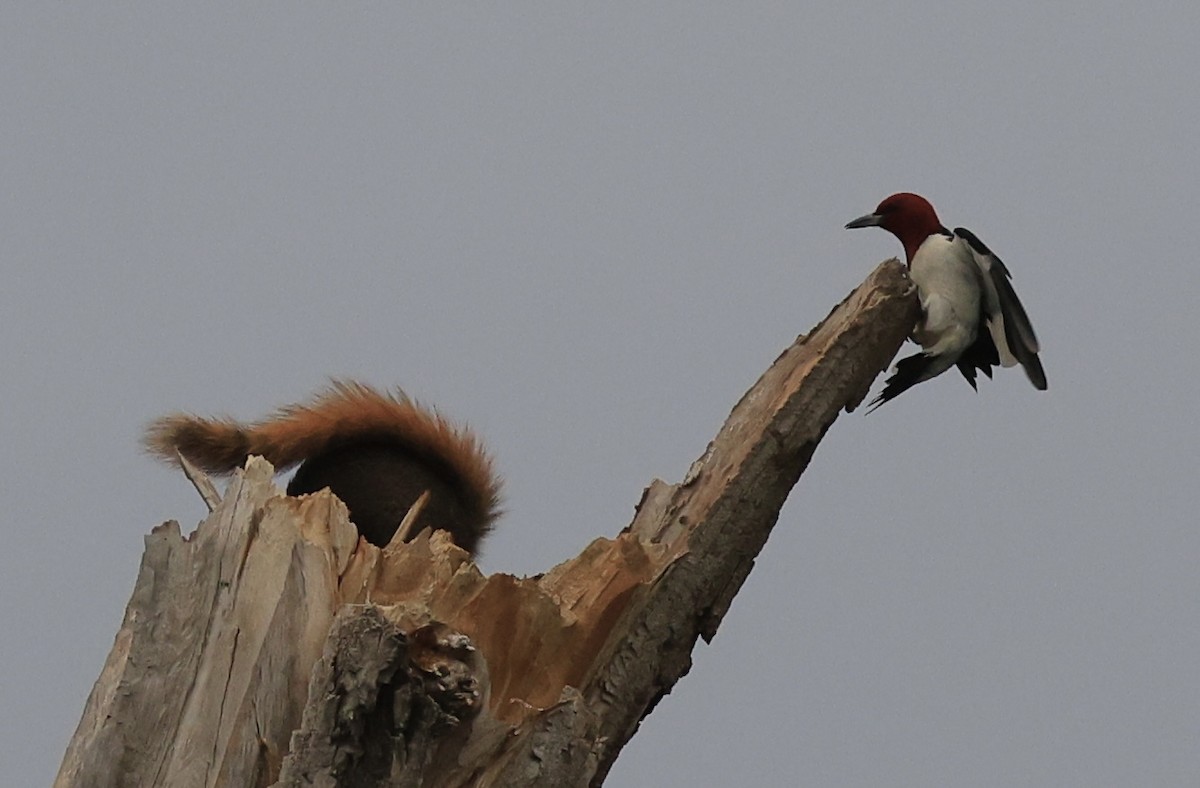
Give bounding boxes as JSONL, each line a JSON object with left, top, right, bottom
{"left": 55, "top": 461, "right": 359, "bottom": 788}
{"left": 177, "top": 450, "right": 222, "bottom": 512}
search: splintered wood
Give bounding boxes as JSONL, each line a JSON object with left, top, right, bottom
{"left": 56, "top": 260, "right": 918, "bottom": 788}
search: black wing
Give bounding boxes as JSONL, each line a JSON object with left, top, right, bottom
{"left": 954, "top": 227, "right": 1047, "bottom": 390}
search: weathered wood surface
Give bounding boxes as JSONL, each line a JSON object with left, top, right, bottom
{"left": 56, "top": 260, "right": 917, "bottom": 787}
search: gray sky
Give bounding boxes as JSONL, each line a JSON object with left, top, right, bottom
{"left": 4, "top": 4, "right": 1198, "bottom": 786}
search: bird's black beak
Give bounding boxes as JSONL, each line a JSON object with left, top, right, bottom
{"left": 845, "top": 213, "right": 882, "bottom": 230}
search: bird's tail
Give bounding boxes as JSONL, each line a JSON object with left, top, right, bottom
{"left": 867, "top": 351, "right": 956, "bottom": 412}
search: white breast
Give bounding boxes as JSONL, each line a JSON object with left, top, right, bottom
{"left": 908, "top": 234, "right": 982, "bottom": 358}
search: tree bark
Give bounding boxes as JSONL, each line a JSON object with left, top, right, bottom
{"left": 56, "top": 260, "right": 917, "bottom": 787}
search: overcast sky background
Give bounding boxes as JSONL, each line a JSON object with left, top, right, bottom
{"left": 4, "top": 4, "right": 1198, "bottom": 786}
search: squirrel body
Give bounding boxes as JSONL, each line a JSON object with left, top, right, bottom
{"left": 144, "top": 380, "right": 502, "bottom": 553}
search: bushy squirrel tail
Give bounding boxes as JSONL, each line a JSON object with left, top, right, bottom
{"left": 144, "top": 380, "right": 502, "bottom": 552}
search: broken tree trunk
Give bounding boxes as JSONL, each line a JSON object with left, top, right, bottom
{"left": 56, "top": 260, "right": 918, "bottom": 788}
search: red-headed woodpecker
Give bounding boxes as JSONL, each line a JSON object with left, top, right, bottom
{"left": 846, "top": 192, "right": 1047, "bottom": 410}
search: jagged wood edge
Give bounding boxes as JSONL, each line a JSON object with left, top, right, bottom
{"left": 266, "top": 258, "right": 917, "bottom": 787}
{"left": 56, "top": 259, "right": 917, "bottom": 788}
{"left": 576, "top": 259, "right": 917, "bottom": 782}
{"left": 176, "top": 449, "right": 222, "bottom": 512}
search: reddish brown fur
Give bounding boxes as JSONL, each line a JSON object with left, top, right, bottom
{"left": 871, "top": 192, "right": 944, "bottom": 264}
{"left": 143, "top": 380, "right": 502, "bottom": 548}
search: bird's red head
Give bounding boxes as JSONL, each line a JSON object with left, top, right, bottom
{"left": 845, "top": 192, "right": 944, "bottom": 263}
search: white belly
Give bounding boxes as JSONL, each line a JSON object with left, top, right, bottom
{"left": 909, "top": 234, "right": 981, "bottom": 357}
